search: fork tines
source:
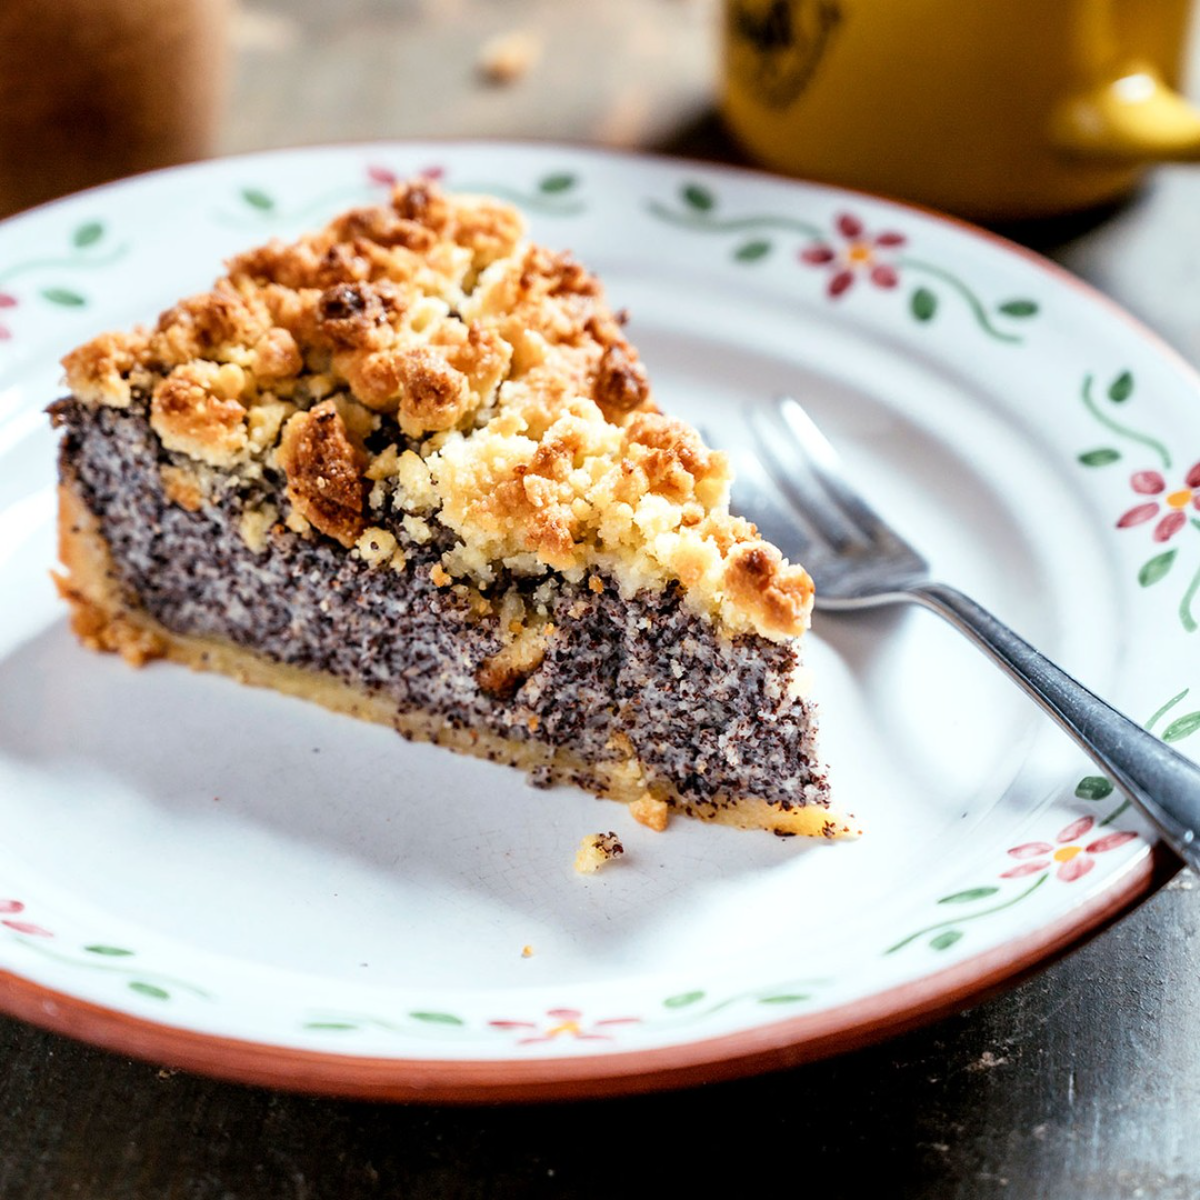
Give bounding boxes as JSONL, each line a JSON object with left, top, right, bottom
{"left": 746, "top": 395, "right": 928, "bottom": 580}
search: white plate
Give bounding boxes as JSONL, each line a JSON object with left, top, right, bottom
{"left": 0, "top": 143, "right": 1190, "bottom": 1100}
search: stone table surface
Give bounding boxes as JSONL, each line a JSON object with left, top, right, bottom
{"left": 3, "top": 2, "right": 1200, "bottom": 1196}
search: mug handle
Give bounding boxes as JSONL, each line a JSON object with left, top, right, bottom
{"left": 1051, "top": 0, "right": 1200, "bottom": 160}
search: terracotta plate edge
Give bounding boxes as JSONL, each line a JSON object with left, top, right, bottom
{"left": 0, "top": 844, "right": 1177, "bottom": 1103}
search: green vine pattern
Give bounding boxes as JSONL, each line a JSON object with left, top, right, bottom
{"left": 15, "top": 937, "right": 210, "bottom": 1001}
{"left": 1078, "top": 370, "right": 1200, "bottom": 631}
{"left": 886, "top": 687, "right": 1198, "bottom": 956}
{"left": 1, "top": 902, "right": 209, "bottom": 1003}
{"left": 1080, "top": 370, "right": 1171, "bottom": 468}
{"left": 0, "top": 221, "right": 128, "bottom": 335}
{"left": 302, "top": 980, "right": 826, "bottom": 1046}
{"left": 219, "top": 182, "right": 381, "bottom": 229}
{"left": 215, "top": 166, "right": 585, "bottom": 229}
{"left": 645, "top": 182, "right": 1041, "bottom": 343}
{"left": 450, "top": 173, "right": 584, "bottom": 215}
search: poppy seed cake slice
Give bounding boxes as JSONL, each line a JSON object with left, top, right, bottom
{"left": 50, "top": 179, "right": 842, "bottom": 836}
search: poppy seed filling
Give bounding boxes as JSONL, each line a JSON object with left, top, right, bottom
{"left": 55, "top": 399, "right": 829, "bottom": 817}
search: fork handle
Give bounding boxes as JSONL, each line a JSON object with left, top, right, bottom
{"left": 908, "top": 581, "right": 1200, "bottom": 873}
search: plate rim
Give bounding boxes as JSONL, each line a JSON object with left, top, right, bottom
{"left": 0, "top": 844, "right": 1176, "bottom": 1101}
{"left": 0, "top": 138, "right": 1192, "bottom": 1099}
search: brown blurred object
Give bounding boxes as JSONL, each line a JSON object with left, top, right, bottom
{"left": 476, "top": 29, "right": 543, "bottom": 86}
{"left": 0, "top": 0, "right": 231, "bottom": 217}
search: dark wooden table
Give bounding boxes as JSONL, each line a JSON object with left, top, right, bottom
{"left": 3, "top": 3, "right": 1199, "bottom": 1196}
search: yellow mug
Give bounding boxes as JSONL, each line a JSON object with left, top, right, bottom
{"left": 722, "top": 0, "right": 1200, "bottom": 221}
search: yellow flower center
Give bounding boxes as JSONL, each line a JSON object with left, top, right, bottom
{"left": 1053, "top": 845, "right": 1082, "bottom": 863}
{"left": 846, "top": 242, "right": 874, "bottom": 266}
{"left": 545, "top": 1020, "right": 582, "bottom": 1038}
{"left": 1166, "top": 488, "right": 1193, "bottom": 509}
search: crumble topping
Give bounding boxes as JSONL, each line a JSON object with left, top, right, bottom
{"left": 629, "top": 792, "right": 670, "bottom": 832}
{"left": 61, "top": 331, "right": 145, "bottom": 408}
{"left": 159, "top": 464, "right": 206, "bottom": 513}
{"left": 239, "top": 505, "right": 278, "bottom": 553}
{"left": 59, "top": 180, "right": 814, "bottom": 640}
{"left": 277, "top": 400, "right": 368, "bottom": 548}
{"left": 475, "top": 618, "right": 554, "bottom": 699}
{"left": 150, "top": 361, "right": 249, "bottom": 466}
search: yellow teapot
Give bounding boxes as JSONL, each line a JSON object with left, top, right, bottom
{"left": 722, "top": 0, "right": 1200, "bottom": 220}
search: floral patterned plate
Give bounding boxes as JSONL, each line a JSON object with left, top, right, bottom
{"left": 0, "top": 143, "right": 1190, "bottom": 1101}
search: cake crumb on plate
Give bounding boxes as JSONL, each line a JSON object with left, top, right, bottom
{"left": 574, "top": 832, "right": 624, "bottom": 874}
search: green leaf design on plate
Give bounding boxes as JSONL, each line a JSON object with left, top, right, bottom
{"left": 1108, "top": 371, "right": 1134, "bottom": 402}
{"left": 538, "top": 173, "right": 576, "bottom": 194}
{"left": 734, "top": 239, "right": 772, "bottom": 262}
{"left": 41, "top": 287, "right": 85, "bottom": 307}
{"left": 682, "top": 183, "right": 715, "bottom": 212}
{"left": 304, "top": 1021, "right": 358, "bottom": 1031}
{"left": 1140, "top": 549, "right": 1177, "bottom": 587}
{"left": 1163, "top": 711, "right": 1200, "bottom": 742}
{"left": 930, "top": 930, "right": 964, "bottom": 951}
{"left": 1076, "top": 775, "right": 1114, "bottom": 800}
{"left": 758, "top": 993, "right": 810, "bottom": 1004}
{"left": 73, "top": 221, "right": 104, "bottom": 248}
{"left": 998, "top": 298, "right": 1038, "bottom": 317}
{"left": 1080, "top": 373, "right": 1169, "bottom": 470}
{"left": 1078, "top": 448, "right": 1120, "bottom": 467}
{"left": 241, "top": 188, "right": 275, "bottom": 212}
{"left": 911, "top": 287, "right": 937, "bottom": 322}
{"left": 128, "top": 981, "right": 170, "bottom": 1000}
{"left": 937, "top": 887, "right": 999, "bottom": 905}
{"left": 408, "top": 1011, "right": 464, "bottom": 1025}
{"left": 664, "top": 990, "right": 706, "bottom": 1009}
{"left": 84, "top": 945, "right": 134, "bottom": 956}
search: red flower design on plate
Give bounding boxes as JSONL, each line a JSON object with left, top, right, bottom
{"left": 488, "top": 1007, "right": 640, "bottom": 1045}
{"left": 366, "top": 164, "right": 399, "bottom": 187}
{"left": 1001, "top": 816, "right": 1137, "bottom": 883}
{"left": 799, "top": 213, "right": 907, "bottom": 298}
{"left": 1117, "top": 463, "right": 1200, "bottom": 541}
{"left": 366, "top": 163, "right": 445, "bottom": 188}
{"left": 0, "top": 291, "right": 16, "bottom": 341}
{"left": 0, "top": 899, "right": 53, "bottom": 937}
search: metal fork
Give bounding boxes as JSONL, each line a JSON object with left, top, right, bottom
{"left": 727, "top": 394, "right": 1200, "bottom": 873}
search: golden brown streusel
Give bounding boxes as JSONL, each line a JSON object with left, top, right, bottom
{"left": 475, "top": 620, "right": 553, "bottom": 699}
{"left": 150, "top": 362, "right": 249, "bottom": 467}
{"left": 629, "top": 792, "right": 670, "bottom": 832}
{"left": 60, "top": 179, "right": 813, "bottom": 640}
{"left": 276, "top": 400, "right": 368, "bottom": 548}
{"left": 159, "top": 464, "right": 206, "bottom": 513}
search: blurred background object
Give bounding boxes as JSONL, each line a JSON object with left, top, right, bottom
{"left": 720, "top": 0, "right": 1200, "bottom": 220}
{"left": 0, "top": 0, "right": 231, "bottom": 218}
{"left": 220, "top": 0, "right": 721, "bottom": 157}
{"left": 4, "top": 0, "right": 1200, "bottom": 223}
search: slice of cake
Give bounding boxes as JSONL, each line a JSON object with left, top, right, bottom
{"left": 49, "top": 179, "right": 840, "bottom": 836}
